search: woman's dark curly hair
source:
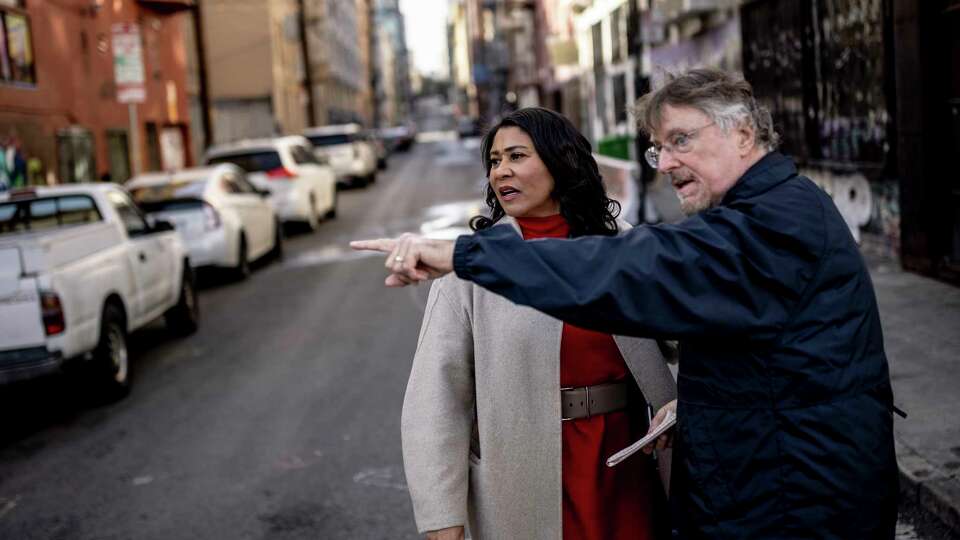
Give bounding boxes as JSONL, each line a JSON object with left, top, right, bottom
{"left": 470, "top": 107, "right": 620, "bottom": 238}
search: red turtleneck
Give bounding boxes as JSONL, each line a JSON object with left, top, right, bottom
{"left": 516, "top": 214, "right": 657, "bottom": 540}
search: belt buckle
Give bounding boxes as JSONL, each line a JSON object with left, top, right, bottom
{"left": 560, "top": 385, "right": 590, "bottom": 422}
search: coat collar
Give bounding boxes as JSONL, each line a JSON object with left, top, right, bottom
{"left": 720, "top": 151, "right": 798, "bottom": 206}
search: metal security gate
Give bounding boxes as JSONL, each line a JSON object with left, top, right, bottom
{"left": 741, "top": 0, "right": 894, "bottom": 175}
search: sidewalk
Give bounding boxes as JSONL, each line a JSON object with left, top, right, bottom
{"left": 869, "top": 258, "right": 960, "bottom": 534}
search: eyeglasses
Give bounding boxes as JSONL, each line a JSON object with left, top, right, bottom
{"left": 644, "top": 122, "right": 715, "bottom": 169}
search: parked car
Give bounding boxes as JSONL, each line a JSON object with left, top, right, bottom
{"left": 204, "top": 136, "right": 337, "bottom": 231}
{"left": 365, "top": 130, "right": 389, "bottom": 170}
{"left": 0, "top": 184, "right": 198, "bottom": 397}
{"left": 127, "top": 164, "right": 281, "bottom": 280}
{"left": 456, "top": 116, "right": 483, "bottom": 139}
{"left": 303, "top": 124, "right": 378, "bottom": 188}
{"left": 378, "top": 124, "right": 416, "bottom": 152}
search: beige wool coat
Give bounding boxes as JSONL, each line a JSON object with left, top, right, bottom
{"left": 401, "top": 221, "right": 677, "bottom": 539}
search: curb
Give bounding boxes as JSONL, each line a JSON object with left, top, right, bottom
{"left": 896, "top": 438, "right": 960, "bottom": 535}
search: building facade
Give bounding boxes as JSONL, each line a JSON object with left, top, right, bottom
{"left": 0, "top": 0, "right": 194, "bottom": 187}
{"left": 302, "top": 0, "right": 373, "bottom": 126}
{"left": 371, "top": 0, "right": 412, "bottom": 128}
{"left": 200, "top": 0, "right": 309, "bottom": 144}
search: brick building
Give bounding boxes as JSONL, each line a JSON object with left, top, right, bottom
{"left": 0, "top": 0, "right": 193, "bottom": 188}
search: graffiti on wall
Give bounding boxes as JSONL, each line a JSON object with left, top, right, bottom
{"left": 804, "top": 169, "right": 900, "bottom": 257}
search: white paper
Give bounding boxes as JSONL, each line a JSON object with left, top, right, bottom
{"left": 605, "top": 409, "right": 677, "bottom": 467}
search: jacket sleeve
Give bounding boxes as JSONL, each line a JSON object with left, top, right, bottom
{"left": 453, "top": 205, "right": 822, "bottom": 342}
{"left": 401, "top": 276, "right": 475, "bottom": 533}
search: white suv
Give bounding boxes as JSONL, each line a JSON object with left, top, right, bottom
{"left": 303, "top": 124, "right": 378, "bottom": 188}
{"left": 205, "top": 136, "right": 337, "bottom": 231}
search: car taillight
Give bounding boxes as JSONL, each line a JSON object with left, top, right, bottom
{"left": 40, "top": 291, "right": 65, "bottom": 336}
{"left": 266, "top": 167, "right": 296, "bottom": 180}
{"left": 203, "top": 202, "right": 222, "bottom": 230}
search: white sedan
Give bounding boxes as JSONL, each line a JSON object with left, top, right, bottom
{"left": 127, "top": 164, "right": 281, "bottom": 280}
{"left": 205, "top": 136, "right": 337, "bottom": 231}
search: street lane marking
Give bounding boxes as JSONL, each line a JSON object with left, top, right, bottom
{"left": 352, "top": 466, "right": 407, "bottom": 491}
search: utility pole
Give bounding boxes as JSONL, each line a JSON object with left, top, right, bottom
{"left": 297, "top": 0, "right": 317, "bottom": 126}
{"left": 191, "top": 0, "right": 213, "bottom": 149}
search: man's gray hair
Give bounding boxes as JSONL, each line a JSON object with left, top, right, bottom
{"left": 635, "top": 68, "right": 780, "bottom": 151}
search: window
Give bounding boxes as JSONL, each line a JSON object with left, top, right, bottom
{"left": 208, "top": 151, "right": 283, "bottom": 173}
{"left": 57, "top": 128, "right": 97, "bottom": 183}
{"left": 234, "top": 172, "right": 258, "bottom": 193}
{"left": 107, "top": 190, "right": 150, "bottom": 237}
{"left": 0, "top": 3, "right": 35, "bottom": 86}
{"left": 291, "top": 145, "right": 320, "bottom": 165}
{"left": 0, "top": 195, "right": 103, "bottom": 235}
{"left": 613, "top": 73, "right": 627, "bottom": 125}
{"left": 305, "top": 134, "right": 352, "bottom": 147}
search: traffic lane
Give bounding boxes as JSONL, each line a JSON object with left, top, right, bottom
{"left": 0, "top": 143, "right": 477, "bottom": 539}
{"left": 0, "top": 257, "right": 426, "bottom": 539}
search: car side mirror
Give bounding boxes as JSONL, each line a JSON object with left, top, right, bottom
{"left": 151, "top": 219, "right": 176, "bottom": 233}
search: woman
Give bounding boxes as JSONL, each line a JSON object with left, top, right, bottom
{"left": 401, "top": 108, "right": 676, "bottom": 539}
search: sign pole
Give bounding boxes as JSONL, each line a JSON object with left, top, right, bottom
{"left": 112, "top": 22, "right": 146, "bottom": 177}
{"left": 128, "top": 104, "right": 142, "bottom": 176}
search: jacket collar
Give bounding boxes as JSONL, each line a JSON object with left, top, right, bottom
{"left": 720, "top": 151, "right": 797, "bottom": 206}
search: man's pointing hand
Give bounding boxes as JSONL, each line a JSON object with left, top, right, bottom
{"left": 350, "top": 233, "right": 455, "bottom": 287}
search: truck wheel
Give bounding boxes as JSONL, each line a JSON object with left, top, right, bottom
{"left": 165, "top": 266, "right": 199, "bottom": 336}
{"left": 91, "top": 304, "right": 131, "bottom": 399}
{"left": 233, "top": 235, "right": 250, "bottom": 281}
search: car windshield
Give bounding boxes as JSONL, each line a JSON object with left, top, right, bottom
{"left": 136, "top": 198, "right": 205, "bottom": 213}
{"left": 306, "top": 134, "right": 353, "bottom": 146}
{"left": 130, "top": 180, "right": 207, "bottom": 204}
{"left": 0, "top": 195, "right": 103, "bottom": 235}
{"left": 208, "top": 151, "right": 282, "bottom": 172}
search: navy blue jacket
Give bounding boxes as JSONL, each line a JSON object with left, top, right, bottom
{"left": 453, "top": 152, "right": 898, "bottom": 539}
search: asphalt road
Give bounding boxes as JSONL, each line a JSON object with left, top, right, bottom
{"left": 0, "top": 137, "right": 948, "bottom": 539}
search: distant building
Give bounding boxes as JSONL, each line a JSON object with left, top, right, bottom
{"left": 303, "top": 0, "right": 373, "bottom": 126}
{"left": 371, "top": 0, "right": 413, "bottom": 127}
{"left": 201, "top": 0, "right": 309, "bottom": 144}
{"left": 446, "top": 0, "right": 549, "bottom": 125}
{"left": 0, "top": 0, "right": 194, "bottom": 186}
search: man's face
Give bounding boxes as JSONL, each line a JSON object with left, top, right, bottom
{"left": 652, "top": 105, "right": 746, "bottom": 215}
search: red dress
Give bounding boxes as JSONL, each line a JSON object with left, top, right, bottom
{"left": 516, "top": 214, "right": 657, "bottom": 540}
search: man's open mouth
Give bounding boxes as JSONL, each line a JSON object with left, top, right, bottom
{"left": 672, "top": 177, "right": 696, "bottom": 192}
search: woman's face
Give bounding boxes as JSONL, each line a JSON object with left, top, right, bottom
{"left": 487, "top": 126, "right": 560, "bottom": 218}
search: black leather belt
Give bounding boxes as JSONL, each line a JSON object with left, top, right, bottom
{"left": 561, "top": 381, "right": 629, "bottom": 421}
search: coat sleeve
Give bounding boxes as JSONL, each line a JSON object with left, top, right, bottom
{"left": 453, "top": 205, "right": 823, "bottom": 342}
{"left": 401, "top": 276, "right": 476, "bottom": 533}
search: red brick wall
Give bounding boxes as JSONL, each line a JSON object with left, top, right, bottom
{"left": 0, "top": 0, "right": 192, "bottom": 184}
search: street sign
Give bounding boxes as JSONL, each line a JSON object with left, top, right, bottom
{"left": 111, "top": 23, "right": 146, "bottom": 103}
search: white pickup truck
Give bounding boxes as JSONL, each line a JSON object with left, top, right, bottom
{"left": 0, "top": 184, "right": 199, "bottom": 398}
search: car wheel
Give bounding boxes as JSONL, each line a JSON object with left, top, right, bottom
{"left": 233, "top": 235, "right": 251, "bottom": 280}
{"left": 271, "top": 220, "right": 284, "bottom": 261}
{"left": 90, "top": 303, "right": 131, "bottom": 399}
{"left": 325, "top": 190, "right": 337, "bottom": 219}
{"left": 367, "top": 171, "right": 377, "bottom": 184}
{"left": 165, "top": 265, "right": 199, "bottom": 336}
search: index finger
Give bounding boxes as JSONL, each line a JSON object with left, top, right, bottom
{"left": 349, "top": 238, "right": 397, "bottom": 253}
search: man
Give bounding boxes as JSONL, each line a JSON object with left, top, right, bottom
{"left": 353, "top": 69, "right": 899, "bottom": 539}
